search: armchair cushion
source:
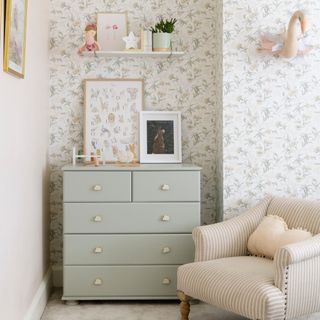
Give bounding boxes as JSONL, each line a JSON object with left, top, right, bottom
{"left": 177, "top": 256, "right": 285, "bottom": 320}
{"left": 248, "top": 215, "right": 312, "bottom": 259}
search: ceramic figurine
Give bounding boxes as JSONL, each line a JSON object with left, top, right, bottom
{"left": 123, "top": 32, "right": 140, "bottom": 50}
{"left": 260, "top": 11, "right": 313, "bottom": 59}
{"left": 78, "top": 23, "right": 101, "bottom": 54}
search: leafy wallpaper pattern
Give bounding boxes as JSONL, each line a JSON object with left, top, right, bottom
{"left": 49, "top": 0, "right": 220, "bottom": 265}
{"left": 223, "top": 0, "right": 320, "bottom": 218}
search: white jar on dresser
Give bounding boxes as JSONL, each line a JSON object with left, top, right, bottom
{"left": 62, "top": 163, "right": 201, "bottom": 301}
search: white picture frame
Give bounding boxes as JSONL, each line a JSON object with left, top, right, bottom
{"left": 140, "top": 111, "right": 182, "bottom": 163}
{"left": 84, "top": 79, "right": 144, "bottom": 163}
{"left": 97, "top": 12, "right": 128, "bottom": 51}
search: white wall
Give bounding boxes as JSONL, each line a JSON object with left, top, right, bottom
{"left": 223, "top": 1, "right": 320, "bottom": 217}
{"left": 0, "top": 0, "right": 50, "bottom": 319}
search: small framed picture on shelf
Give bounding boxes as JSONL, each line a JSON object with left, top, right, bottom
{"left": 97, "top": 12, "right": 128, "bottom": 51}
{"left": 84, "top": 79, "right": 144, "bottom": 163}
{"left": 140, "top": 111, "right": 182, "bottom": 164}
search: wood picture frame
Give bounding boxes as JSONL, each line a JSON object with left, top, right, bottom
{"left": 84, "top": 79, "right": 144, "bottom": 163}
{"left": 97, "top": 12, "right": 128, "bottom": 51}
{"left": 3, "top": 0, "right": 28, "bottom": 78}
{"left": 139, "top": 111, "right": 182, "bottom": 164}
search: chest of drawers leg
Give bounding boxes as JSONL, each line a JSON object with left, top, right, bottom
{"left": 62, "top": 164, "right": 201, "bottom": 300}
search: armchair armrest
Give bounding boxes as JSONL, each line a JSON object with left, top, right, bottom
{"left": 274, "top": 234, "right": 320, "bottom": 267}
{"left": 193, "top": 196, "right": 272, "bottom": 262}
{"left": 273, "top": 235, "right": 320, "bottom": 318}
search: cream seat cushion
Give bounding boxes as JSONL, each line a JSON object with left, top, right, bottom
{"left": 177, "top": 256, "right": 285, "bottom": 320}
{"left": 248, "top": 215, "right": 312, "bottom": 258}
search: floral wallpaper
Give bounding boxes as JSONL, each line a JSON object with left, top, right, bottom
{"left": 49, "top": 0, "right": 221, "bottom": 266}
{"left": 223, "top": 0, "right": 320, "bottom": 218}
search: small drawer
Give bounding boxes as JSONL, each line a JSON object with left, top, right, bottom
{"left": 64, "top": 203, "right": 200, "bottom": 234}
{"left": 133, "top": 171, "right": 200, "bottom": 202}
{"left": 63, "top": 171, "right": 131, "bottom": 202}
{"left": 64, "top": 234, "right": 194, "bottom": 265}
{"left": 63, "top": 266, "right": 178, "bottom": 298}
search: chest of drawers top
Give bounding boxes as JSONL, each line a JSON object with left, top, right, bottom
{"left": 62, "top": 163, "right": 201, "bottom": 172}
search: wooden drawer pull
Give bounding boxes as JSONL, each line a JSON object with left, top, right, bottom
{"left": 93, "top": 215, "right": 103, "bottom": 222}
{"left": 93, "top": 247, "right": 103, "bottom": 254}
{"left": 160, "top": 184, "right": 170, "bottom": 191}
{"left": 162, "top": 278, "right": 171, "bottom": 285}
{"left": 161, "top": 215, "right": 170, "bottom": 222}
{"left": 93, "top": 185, "right": 103, "bottom": 191}
{"left": 162, "top": 247, "right": 171, "bottom": 254}
{"left": 93, "top": 278, "right": 103, "bottom": 286}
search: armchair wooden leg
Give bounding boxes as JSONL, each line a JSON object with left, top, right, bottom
{"left": 177, "top": 290, "right": 191, "bottom": 320}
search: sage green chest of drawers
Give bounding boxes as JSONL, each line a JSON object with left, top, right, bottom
{"left": 62, "top": 164, "right": 201, "bottom": 301}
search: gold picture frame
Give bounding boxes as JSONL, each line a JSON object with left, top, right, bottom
{"left": 84, "top": 78, "right": 144, "bottom": 163}
{"left": 3, "top": 0, "right": 28, "bottom": 78}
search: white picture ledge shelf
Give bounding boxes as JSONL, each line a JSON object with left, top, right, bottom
{"left": 81, "top": 51, "right": 185, "bottom": 58}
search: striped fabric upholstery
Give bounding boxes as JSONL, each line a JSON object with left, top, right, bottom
{"left": 178, "top": 196, "right": 320, "bottom": 320}
{"left": 193, "top": 196, "right": 272, "bottom": 262}
{"left": 267, "top": 197, "right": 320, "bottom": 235}
{"left": 178, "top": 256, "right": 285, "bottom": 320}
{"left": 274, "top": 234, "right": 320, "bottom": 319}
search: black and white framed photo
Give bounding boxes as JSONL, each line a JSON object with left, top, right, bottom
{"left": 140, "top": 111, "right": 182, "bottom": 163}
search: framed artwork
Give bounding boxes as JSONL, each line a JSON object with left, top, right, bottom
{"left": 3, "top": 0, "right": 28, "bottom": 78}
{"left": 97, "top": 12, "right": 128, "bottom": 51}
{"left": 84, "top": 79, "right": 144, "bottom": 163}
{"left": 140, "top": 111, "right": 182, "bottom": 164}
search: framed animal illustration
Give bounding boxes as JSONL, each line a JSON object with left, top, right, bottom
{"left": 84, "top": 79, "right": 144, "bottom": 163}
{"left": 139, "top": 111, "right": 182, "bottom": 163}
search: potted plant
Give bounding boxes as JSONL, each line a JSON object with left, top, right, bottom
{"left": 150, "top": 18, "right": 177, "bottom": 52}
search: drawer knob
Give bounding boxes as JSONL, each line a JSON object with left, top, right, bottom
{"left": 162, "top": 247, "right": 171, "bottom": 254}
{"left": 160, "top": 184, "right": 170, "bottom": 191}
{"left": 93, "top": 278, "right": 103, "bottom": 286}
{"left": 93, "top": 185, "right": 103, "bottom": 192}
{"left": 162, "top": 278, "right": 171, "bottom": 285}
{"left": 161, "top": 215, "right": 170, "bottom": 222}
{"left": 93, "top": 215, "right": 103, "bottom": 222}
{"left": 93, "top": 247, "right": 103, "bottom": 254}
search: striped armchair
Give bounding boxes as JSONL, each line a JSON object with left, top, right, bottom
{"left": 177, "top": 196, "right": 320, "bottom": 320}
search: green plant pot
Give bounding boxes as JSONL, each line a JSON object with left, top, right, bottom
{"left": 153, "top": 33, "right": 171, "bottom": 52}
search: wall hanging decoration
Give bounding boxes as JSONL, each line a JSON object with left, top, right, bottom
{"left": 150, "top": 18, "right": 177, "bottom": 52}
{"left": 260, "top": 10, "right": 313, "bottom": 59}
{"left": 3, "top": 0, "right": 28, "bottom": 78}
{"left": 97, "top": 12, "right": 127, "bottom": 51}
{"left": 140, "top": 111, "right": 182, "bottom": 164}
{"left": 84, "top": 79, "right": 144, "bottom": 163}
{"left": 78, "top": 23, "right": 101, "bottom": 54}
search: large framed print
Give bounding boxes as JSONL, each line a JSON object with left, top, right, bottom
{"left": 97, "top": 12, "right": 128, "bottom": 51}
{"left": 84, "top": 79, "right": 144, "bottom": 163}
{"left": 140, "top": 111, "right": 182, "bottom": 163}
{"left": 3, "top": 0, "right": 28, "bottom": 78}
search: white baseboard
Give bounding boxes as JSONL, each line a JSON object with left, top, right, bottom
{"left": 24, "top": 267, "right": 52, "bottom": 320}
{"left": 52, "top": 264, "right": 63, "bottom": 288}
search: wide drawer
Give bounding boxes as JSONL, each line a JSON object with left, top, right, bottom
{"left": 64, "top": 234, "right": 194, "bottom": 265}
{"left": 63, "top": 266, "right": 178, "bottom": 297}
{"left": 64, "top": 203, "right": 200, "bottom": 234}
{"left": 63, "top": 171, "right": 131, "bottom": 202}
{"left": 133, "top": 171, "right": 200, "bottom": 202}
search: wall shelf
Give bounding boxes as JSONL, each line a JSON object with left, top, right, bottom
{"left": 81, "top": 51, "right": 185, "bottom": 58}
